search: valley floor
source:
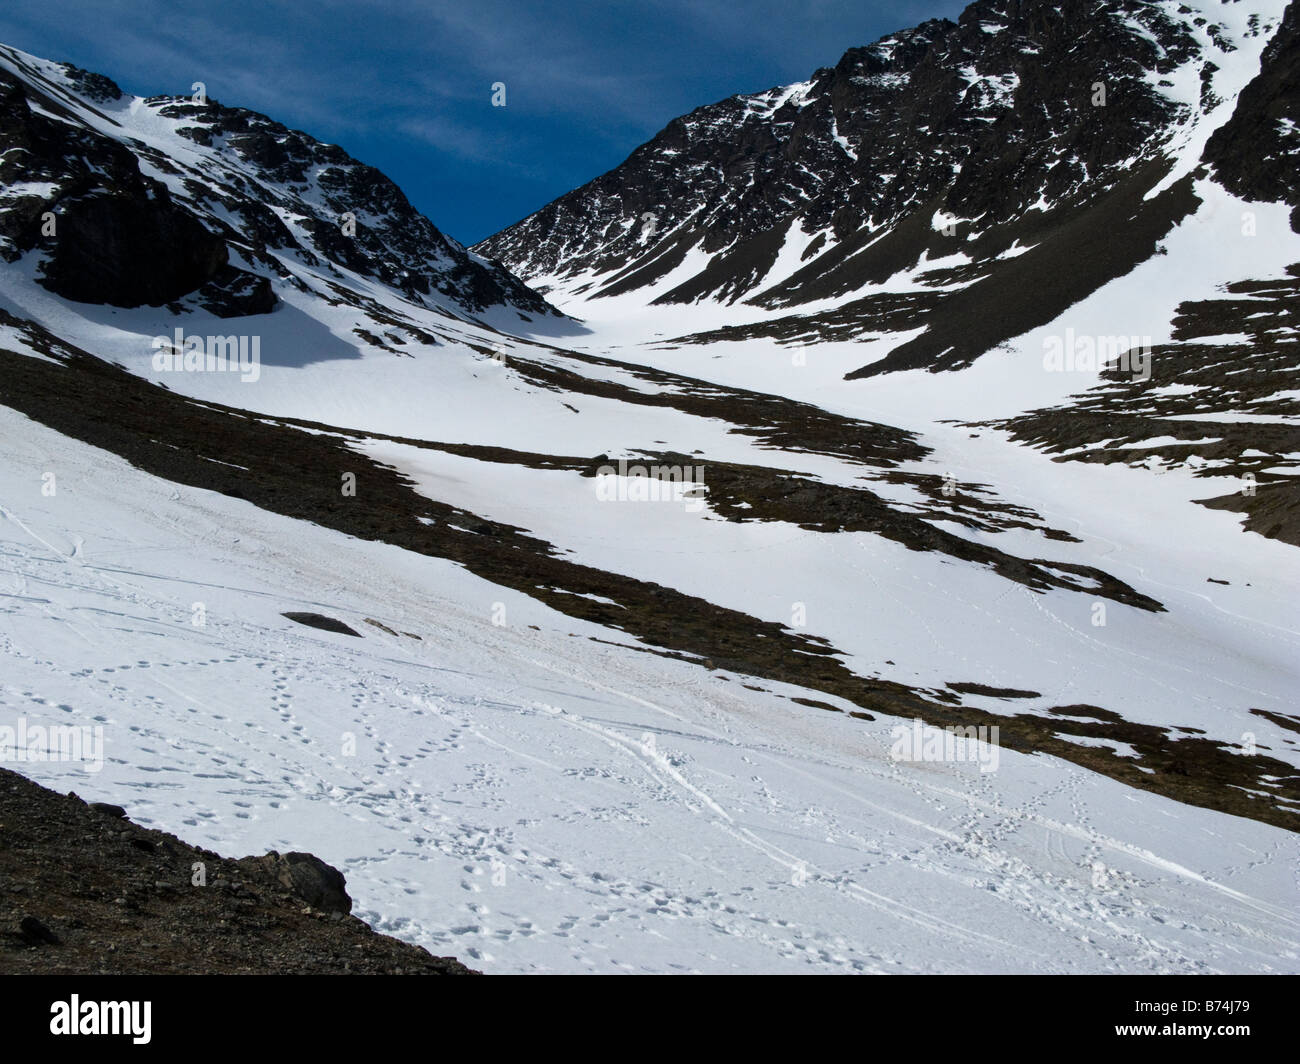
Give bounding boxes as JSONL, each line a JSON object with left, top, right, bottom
{"left": 2, "top": 0, "right": 1298, "bottom": 978}
{"left": 2, "top": 405, "right": 1297, "bottom": 973}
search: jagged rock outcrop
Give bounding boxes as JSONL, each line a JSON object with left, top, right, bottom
{"left": 0, "top": 66, "right": 234, "bottom": 308}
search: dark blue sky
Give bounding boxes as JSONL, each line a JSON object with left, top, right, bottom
{"left": 1, "top": 1, "right": 967, "bottom": 245}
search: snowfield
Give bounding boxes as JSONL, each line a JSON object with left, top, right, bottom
{"left": 2, "top": 407, "right": 1297, "bottom": 974}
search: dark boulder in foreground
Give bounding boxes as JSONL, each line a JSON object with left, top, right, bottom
{"left": 236, "top": 851, "right": 352, "bottom": 915}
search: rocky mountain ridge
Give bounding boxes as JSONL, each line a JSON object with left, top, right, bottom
{"left": 478, "top": 0, "right": 1296, "bottom": 378}
{"left": 0, "top": 43, "right": 559, "bottom": 325}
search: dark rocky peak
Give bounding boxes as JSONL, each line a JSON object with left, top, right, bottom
{"left": 143, "top": 91, "right": 561, "bottom": 318}
{"left": 476, "top": 0, "right": 1255, "bottom": 316}
{"left": 0, "top": 43, "right": 559, "bottom": 322}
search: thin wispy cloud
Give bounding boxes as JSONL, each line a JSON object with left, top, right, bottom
{"left": 0, "top": 0, "right": 968, "bottom": 243}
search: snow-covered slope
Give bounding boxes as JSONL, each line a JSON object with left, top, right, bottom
{"left": 477, "top": 0, "right": 1300, "bottom": 553}
{"left": 1, "top": 0, "right": 1298, "bottom": 975}
{"left": 3, "top": 405, "right": 1297, "bottom": 973}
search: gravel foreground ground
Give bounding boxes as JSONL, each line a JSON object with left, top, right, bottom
{"left": 0, "top": 767, "right": 478, "bottom": 974}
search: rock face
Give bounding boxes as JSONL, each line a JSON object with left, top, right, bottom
{"left": 195, "top": 264, "right": 278, "bottom": 317}
{"left": 1204, "top": 0, "right": 1300, "bottom": 227}
{"left": 0, "top": 767, "right": 478, "bottom": 974}
{"left": 0, "top": 44, "right": 560, "bottom": 322}
{"left": 41, "top": 190, "right": 229, "bottom": 307}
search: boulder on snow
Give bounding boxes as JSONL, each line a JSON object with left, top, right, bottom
{"left": 238, "top": 851, "right": 353, "bottom": 914}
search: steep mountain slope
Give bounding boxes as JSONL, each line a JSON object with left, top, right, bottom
{"left": 0, "top": 44, "right": 558, "bottom": 324}
{"left": 990, "top": 0, "right": 1300, "bottom": 544}
{"left": 1204, "top": 0, "right": 1300, "bottom": 222}
{"left": 478, "top": 0, "right": 1292, "bottom": 375}
{"left": 476, "top": 0, "right": 1300, "bottom": 550}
